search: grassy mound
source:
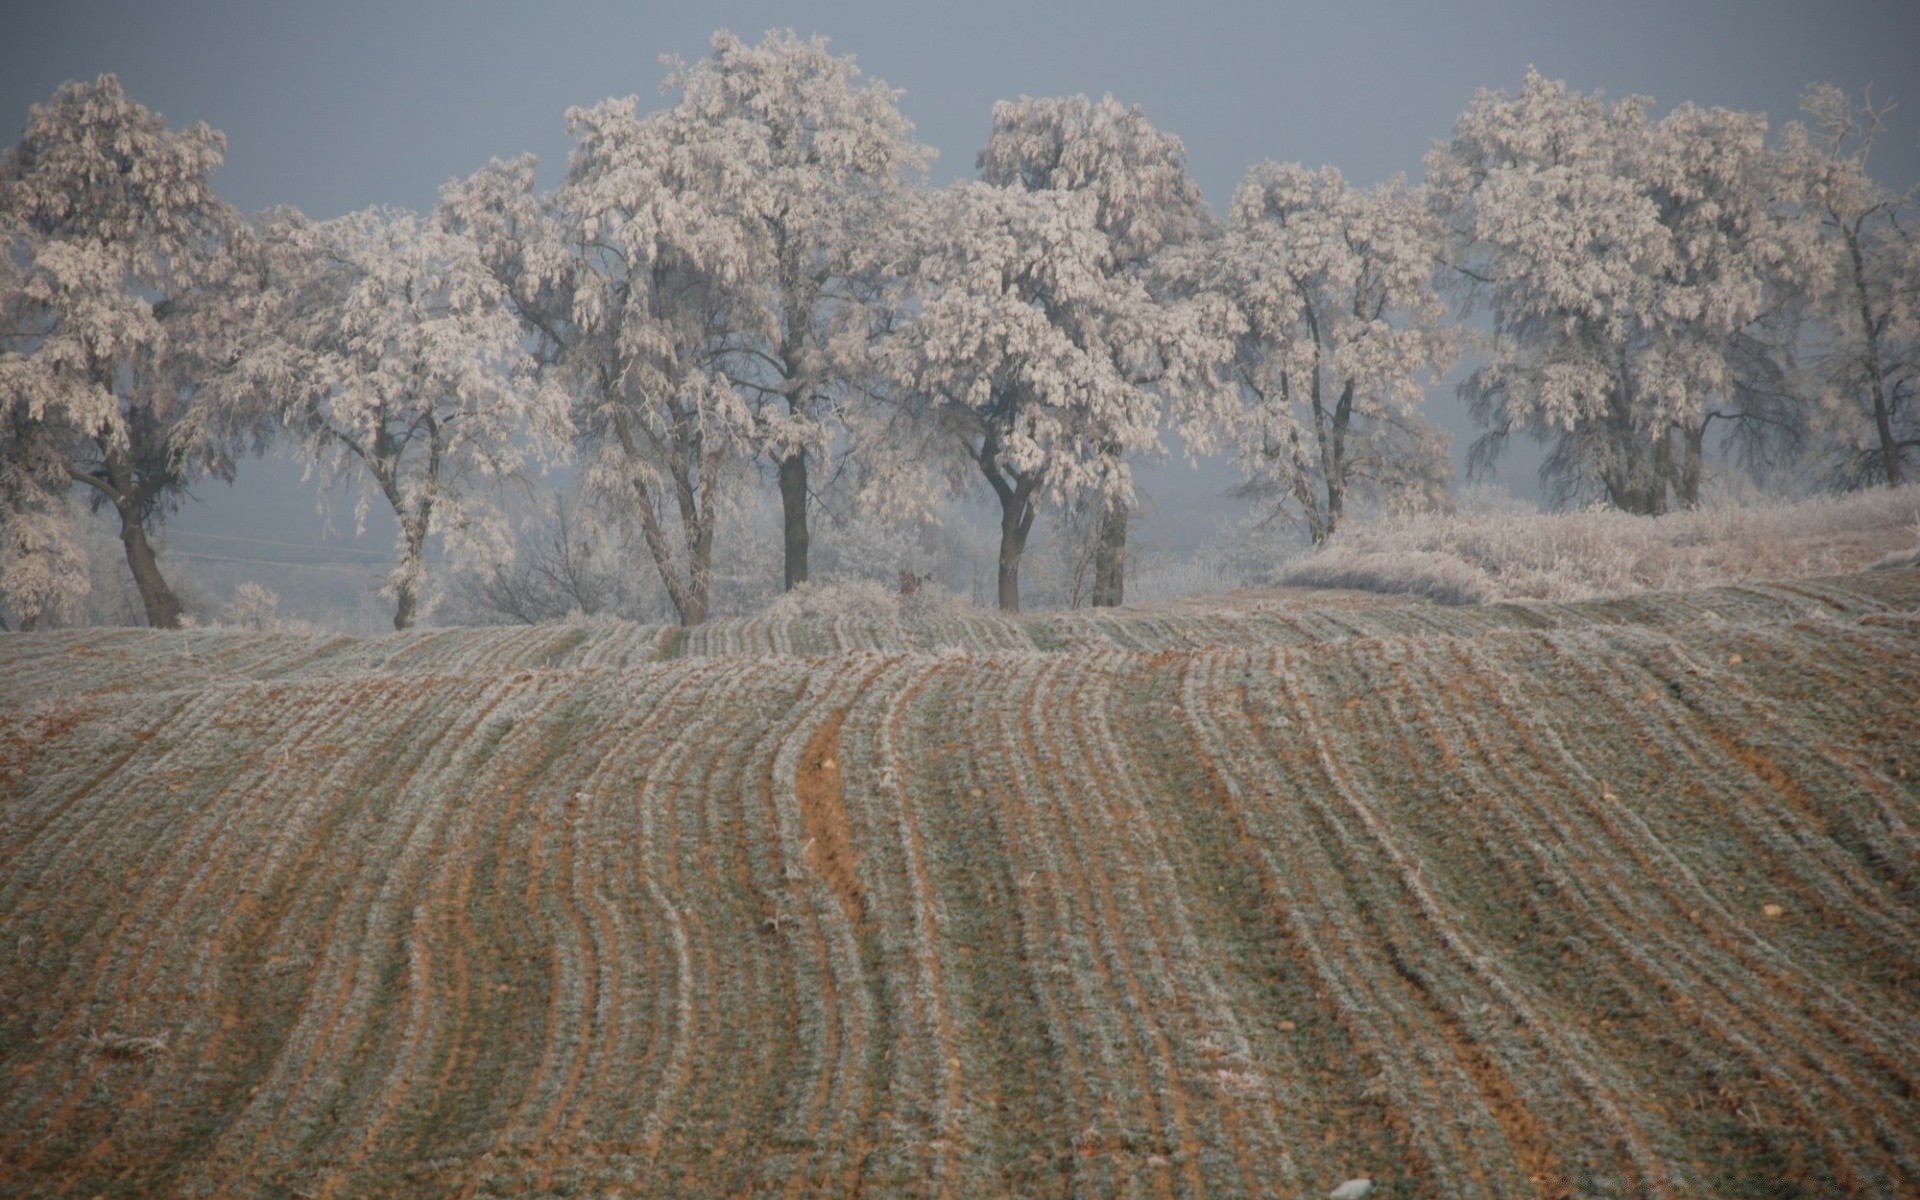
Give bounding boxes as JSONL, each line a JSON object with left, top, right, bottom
{"left": 3, "top": 570, "right": 1917, "bottom": 1197}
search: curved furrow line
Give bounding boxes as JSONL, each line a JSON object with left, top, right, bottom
{"left": 1183, "top": 647, "right": 1532, "bottom": 1198}
{"left": 188, "top": 674, "right": 490, "bottom": 1193}
{"left": 1547, "top": 623, "right": 1920, "bottom": 979}
{"left": 6, "top": 694, "right": 364, "bottom": 1189}
{"left": 909, "top": 656, "right": 1081, "bottom": 1195}
{"left": 772, "top": 658, "right": 933, "bottom": 1195}
{"left": 618, "top": 657, "right": 791, "bottom": 1169}
{"left": 1277, "top": 644, "right": 1674, "bottom": 1197}
{"left": 166, "top": 675, "right": 453, "bottom": 1190}
{"left": 558, "top": 667, "right": 754, "bottom": 1184}
{"left": 452, "top": 661, "right": 714, "bottom": 1198}
{"left": 854, "top": 653, "right": 1079, "bottom": 1196}
{"left": 1176, "top": 650, "right": 1460, "bottom": 1194}
{"left": 94, "top": 682, "right": 420, "bottom": 1183}
{"left": 662, "top": 660, "right": 827, "bottom": 1193}
{"left": 645, "top": 656, "right": 820, "bottom": 1189}
{"left": 1536, "top": 631, "right": 1920, "bottom": 1109}
{"left": 1041, "top": 648, "right": 1266, "bottom": 1196}
{"left": 223, "top": 673, "right": 541, "bottom": 1193}
{"left": 639, "top": 660, "right": 824, "bottom": 1194}
{"left": 1436, "top": 634, "right": 1916, "bottom": 1192}
{"left": 1398, "top": 633, "right": 1865, "bottom": 1192}
{"left": 759, "top": 657, "right": 906, "bottom": 1196}
{"left": 1573, "top": 626, "right": 1920, "bottom": 1011}
{"left": 1339, "top": 639, "right": 1631, "bottom": 1196}
{"left": 1682, "top": 616, "right": 1920, "bottom": 889}
{"left": 3, "top": 679, "right": 374, "bottom": 1162}
{"left": 524, "top": 667, "right": 698, "bottom": 1183}
{"left": 1143, "top": 652, "right": 1402, "bottom": 1193}
{"left": 1073, "top": 648, "right": 1297, "bottom": 1197}
{"left": 869, "top": 653, "right": 993, "bottom": 1199}
{"left": 975, "top": 653, "right": 1160, "bottom": 1197}
{"left": 477, "top": 659, "right": 734, "bottom": 1174}
{"left": 328, "top": 671, "right": 600, "bottom": 1198}
{"left": 1019, "top": 654, "right": 1186, "bottom": 1178}
{"left": 1303, "top": 634, "right": 1693, "bottom": 1196}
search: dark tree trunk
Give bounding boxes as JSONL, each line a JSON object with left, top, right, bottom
{"left": 392, "top": 528, "right": 425, "bottom": 631}
{"left": 1090, "top": 499, "right": 1127, "bottom": 608}
{"left": 1673, "top": 423, "right": 1706, "bottom": 509}
{"left": 779, "top": 449, "right": 809, "bottom": 591}
{"left": 119, "top": 515, "right": 182, "bottom": 630}
{"left": 998, "top": 499, "right": 1029, "bottom": 614}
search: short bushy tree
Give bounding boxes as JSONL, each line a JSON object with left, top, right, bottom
{"left": 1209, "top": 162, "right": 1457, "bottom": 544}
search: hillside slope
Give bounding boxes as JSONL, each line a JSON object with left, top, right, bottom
{"left": 3, "top": 571, "right": 1918, "bottom": 1198}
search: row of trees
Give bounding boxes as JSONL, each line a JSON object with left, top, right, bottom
{"left": 4, "top": 36, "right": 1915, "bottom": 631}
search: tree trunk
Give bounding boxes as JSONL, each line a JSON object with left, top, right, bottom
{"left": 1673, "top": 423, "right": 1706, "bottom": 509}
{"left": 1090, "top": 499, "right": 1127, "bottom": 608}
{"left": 997, "top": 491, "right": 1035, "bottom": 614}
{"left": 119, "top": 514, "right": 183, "bottom": 630}
{"left": 779, "top": 449, "right": 809, "bottom": 591}
{"left": 1846, "top": 221, "right": 1903, "bottom": 488}
{"left": 392, "top": 541, "right": 422, "bottom": 632}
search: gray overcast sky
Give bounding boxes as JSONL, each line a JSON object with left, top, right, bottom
{"left": 6, "top": 0, "right": 1919, "bottom": 610}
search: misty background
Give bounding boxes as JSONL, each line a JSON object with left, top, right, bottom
{"left": 7, "top": 0, "right": 1917, "bottom": 624}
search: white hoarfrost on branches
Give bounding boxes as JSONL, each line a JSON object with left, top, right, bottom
{"left": 443, "top": 101, "right": 758, "bottom": 628}
{"left": 0, "top": 75, "right": 252, "bottom": 629}
{"left": 881, "top": 182, "right": 1225, "bottom": 613}
{"left": 1780, "top": 85, "right": 1920, "bottom": 490}
{"left": 1209, "top": 162, "right": 1457, "bottom": 544}
{"left": 976, "top": 93, "right": 1221, "bottom": 605}
{"left": 1427, "top": 68, "right": 1818, "bottom": 514}
{"left": 442, "top": 31, "right": 929, "bottom": 625}
{"left": 232, "top": 206, "right": 569, "bottom": 630}
{"left": 665, "top": 29, "right": 932, "bottom": 593}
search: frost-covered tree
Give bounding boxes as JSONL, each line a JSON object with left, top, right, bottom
{"left": 1210, "top": 163, "right": 1457, "bottom": 544}
{"left": 0, "top": 75, "right": 253, "bottom": 628}
{"left": 1427, "top": 69, "right": 1816, "bottom": 514}
{"left": 443, "top": 32, "right": 927, "bottom": 621}
{"left": 665, "top": 30, "right": 931, "bottom": 592}
{"left": 1782, "top": 85, "right": 1919, "bottom": 489}
{"left": 442, "top": 113, "right": 758, "bottom": 626}
{"left": 880, "top": 183, "right": 1221, "bottom": 612}
{"left": 231, "top": 206, "right": 568, "bottom": 629}
{"left": 977, "top": 93, "right": 1214, "bottom": 604}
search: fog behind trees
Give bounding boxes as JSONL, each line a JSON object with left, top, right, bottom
{"left": 3, "top": 2, "right": 1915, "bottom": 630}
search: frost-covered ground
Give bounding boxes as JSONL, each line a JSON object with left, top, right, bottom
{"left": 3, "top": 561, "right": 1917, "bottom": 1197}
{"left": 1269, "top": 484, "right": 1920, "bottom": 606}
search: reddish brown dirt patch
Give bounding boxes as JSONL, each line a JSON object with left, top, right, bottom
{"left": 797, "top": 708, "right": 863, "bottom": 928}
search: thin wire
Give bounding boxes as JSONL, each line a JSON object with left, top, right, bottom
{"left": 166, "top": 528, "right": 393, "bottom": 559}
{"left": 169, "top": 550, "right": 389, "bottom": 578}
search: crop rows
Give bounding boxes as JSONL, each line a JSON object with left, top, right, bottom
{"left": 2, "top": 571, "right": 1916, "bottom": 1196}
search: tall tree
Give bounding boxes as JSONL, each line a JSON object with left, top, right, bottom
{"left": 880, "top": 183, "right": 1220, "bottom": 612}
{"left": 665, "top": 29, "right": 931, "bottom": 592}
{"left": 0, "top": 75, "right": 252, "bottom": 628}
{"left": 1783, "top": 85, "right": 1919, "bottom": 489}
{"left": 441, "top": 102, "right": 762, "bottom": 626}
{"left": 1209, "top": 163, "right": 1457, "bottom": 544}
{"left": 231, "top": 207, "right": 569, "bottom": 629}
{"left": 1427, "top": 69, "right": 1814, "bottom": 513}
{"left": 977, "top": 93, "right": 1213, "bottom": 604}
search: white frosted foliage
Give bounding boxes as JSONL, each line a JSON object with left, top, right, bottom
{"left": 0, "top": 75, "right": 249, "bottom": 628}
{"left": 231, "top": 206, "right": 570, "bottom": 629}
{"left": 1207, "top": 162, "right": 1457, "bottom": 544}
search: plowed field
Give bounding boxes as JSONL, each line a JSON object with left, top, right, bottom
{"left": 4, "top": 571, "right": 1918, "bottom": 1198}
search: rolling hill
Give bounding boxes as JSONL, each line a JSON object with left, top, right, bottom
{"left": 3, "top": 569, "right": 1918, "bottom": 1198}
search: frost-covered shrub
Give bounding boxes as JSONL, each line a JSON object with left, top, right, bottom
{"left": 761, "top": 577, "right": 973, "bottom": 621}
{"left": 1279, "top": 547, "right": 1497, "bottom": 605}
{"left": 1276, "top": 484, "right": 1920, "bottom": 603}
